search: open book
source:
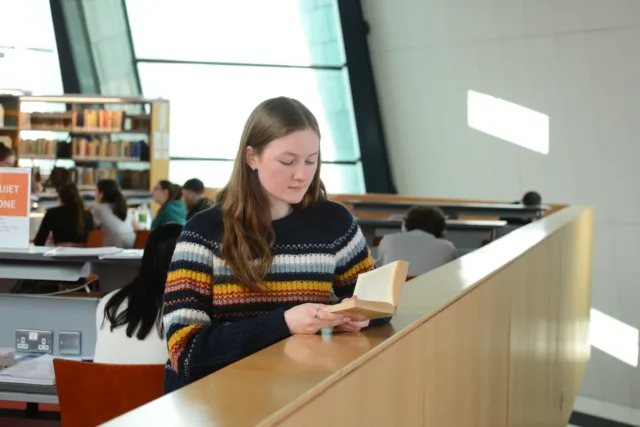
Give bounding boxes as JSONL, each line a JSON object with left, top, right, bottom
{"left": 326, "top": 260, "right": 409, "bottom": 320}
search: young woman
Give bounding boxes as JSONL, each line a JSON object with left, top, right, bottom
{"left": 150, "top": 180, "right": 187, "bottom": 228}
{"left": 94, "top": 223, "right": 182, "bottom": 364}
{"left": 163, "top": 97, "right": 383, "bottom": 393}
{"left": 0, "top": 145, "right": 16, "bottom": 167}
{"left": 33, "top": 182, "right": 94, "bottom": 246}
{"left": 93, "top": 179, "right": 135, "bottom": 248}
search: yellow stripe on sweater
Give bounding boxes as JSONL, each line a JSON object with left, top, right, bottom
{"left": 212, "top": 280, "right": 333, "bottom": 296}
{"left": 335, "top": 256, "right": 374, "bottom": 284}
{"left": 167, "top": 269, "right": 212, "bottom": 285}
{"left": 168, "top": 324, "right": 204, "bottom": 354}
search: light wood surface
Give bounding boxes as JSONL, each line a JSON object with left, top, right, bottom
{"left": 103, "top": 206, "right": 592, "bottom": 427}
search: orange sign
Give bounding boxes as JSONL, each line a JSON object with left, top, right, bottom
{"left": 0, "top": 171, "right": 29, "bottom": 217}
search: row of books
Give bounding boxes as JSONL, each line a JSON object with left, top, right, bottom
{"left": 17, "top": 138, "right": 147, "bottom": 160}
{"left": 48, "top": 167, "right": 150, "bottom": 190}
{"left": 20, "top": 110, "right": 150, "bottom": 132}
{"left": 71, "top": 138, "right": 145, "bottom": 159}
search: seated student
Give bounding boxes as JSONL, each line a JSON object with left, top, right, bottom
{"left": 0, "top": 144, "right": 16, "bottom": 167}
{"left": 376, "top": 206, "right": 457, "bottom": 277}
{"left": 33, "top": 182, "right": 94, "bottom": 246}
{"left": 182, "top": 178, "right": 213, "bottom": 221}
{"left": 94, "top": 223, "right": 182, "bottom": 364}
{"left": 502, "top": 191, "right": 543, "bottom": 225}
{"left": 93, "top": 179, "right": 136, "bottom": 248}
{"left": 150, "top": 180, "right": 187, "bottom": 228}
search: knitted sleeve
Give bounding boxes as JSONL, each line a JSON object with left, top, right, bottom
{"left": 162, "top": 225, "right": 291, "bottom": 392}
{"left": 332, "top": 213, "right": 375, "bottom": 300}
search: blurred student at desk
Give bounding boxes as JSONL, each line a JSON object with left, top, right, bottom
{"left": 376, "top": 206, "right": 457, "bottom": 277}
{"left": 0, "top": 144, "right": 15, "bottom": 167}
{"left": 502, "top": 191, "right": 543, "bottom": 226}
{"left": 183, "top": 178, "right": 213, "bottom": 221}
{"left": 94, "top": 224, "right": 182, "bottom": 364}
{"left": 150, "top": 180, "right": 187, "bottom": 228}
{"left": 93, "top": 179, "right": 136, "bottom": 248}
{"left": 33, "top": 182, "right": 94, "bottom": 247}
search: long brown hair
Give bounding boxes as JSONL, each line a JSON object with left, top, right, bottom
{"left": 58, "top": 182, "right": 86, "bottom": 237}
{"left": 216, "top": 97, "right": 326, "bottom": 292}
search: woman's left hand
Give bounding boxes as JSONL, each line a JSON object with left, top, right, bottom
{"left": 334, "top": 296, "right": 370, "bottom": 332}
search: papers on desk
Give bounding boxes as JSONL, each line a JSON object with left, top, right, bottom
{"left": 99, "top": 249, "right": 143, "bottom": 259}
{"left": 43, "top": 247, "right": 122, "bottom": 257}
{"left": 0, "top": 354, "right": 55, "bottom": 386}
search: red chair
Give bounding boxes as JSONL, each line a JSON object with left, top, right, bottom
{"left": 53, "top": 359, "right": 164, "bottom": 427}
{"left": 85, "top": 230, "right": 105, "bottom": 248}
{"left": 133, "top": 230, "right": 151, "bottom": 249}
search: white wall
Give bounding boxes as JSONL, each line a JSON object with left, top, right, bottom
{"left": 363, "top": 0, "right": 640, "bottom": 410}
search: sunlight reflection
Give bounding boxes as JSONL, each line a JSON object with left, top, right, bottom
{"left": 590, "top": 308, "right": 638, "bottom": 367}
{"left": 467, "top": 90, "right": 549, "bottom": 155}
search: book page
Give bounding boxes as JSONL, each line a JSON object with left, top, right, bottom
{"left": 354, "top": 262, "right": 407, "bottom": 305}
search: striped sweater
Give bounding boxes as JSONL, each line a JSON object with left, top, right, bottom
{"left": 163, "top": 200, "right": 377, "bottom": 393}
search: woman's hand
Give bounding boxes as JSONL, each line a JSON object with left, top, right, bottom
{"left": 284, "top": 303, "right": 349, "bottom": 335}
{"left": 335, "top": 296, "right": 370, "bottom": 333}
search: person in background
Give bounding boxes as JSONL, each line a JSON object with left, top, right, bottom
{"left": 33, "top": 182, "right": 94, "bottom": 246}
{"left": 93, "top": 179, "right": 136, "bottom": 248}
{"left": 521, "top": 191, "right": 542, "bottom": 207}
{"left": 182, "top": 178, "right": 213, "bottom": 221}
{"left": 150, "top": 180, "right": 187, "bottom": 228}
{"left": 94, "top": 223, "right": 182, "bottom": 364}
{"left": 0, "top": 145, "right": 16, "bottom": 167}
{"left": 503, "top": 191, "right": 543, "bottom": 225}
{"left": 376, "top": 206, "right": 457, "bottom": 277}
{"left": 163, "top": 97, "right": 383, "bottom": 394}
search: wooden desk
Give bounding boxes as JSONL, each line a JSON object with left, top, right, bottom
{"left": 347, "top": 199, "right": 549, "bottom": 220}
{"left": 103, "top": 206, "right": 593, "bottom": 427}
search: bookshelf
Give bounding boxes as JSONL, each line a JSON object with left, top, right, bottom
{"left": 0, "top": 94, "right": 170, "bottom": 192}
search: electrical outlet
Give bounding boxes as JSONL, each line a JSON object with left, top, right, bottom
{"left": 59, "top": 332, "right": 81, "bottom": 356}
{"left": 15, "top": 330, "right": 53, "bottom": 354}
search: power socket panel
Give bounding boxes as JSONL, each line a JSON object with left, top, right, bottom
{"left": 15, "top": 330, "right": 53, "bottom": 354}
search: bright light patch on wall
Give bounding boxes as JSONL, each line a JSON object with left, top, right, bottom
{"left": 467, "top": 90, "right": 549, "bottom": 155}
{"left": 590, "top": 308, "right": 639, "bottom": 367}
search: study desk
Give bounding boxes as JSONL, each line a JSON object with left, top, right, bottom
{"left": 347, "top": 199, "right": 549, "bottom": 220}
{"left": 357, "top": 218, "right": 509, "bottom": 252}
{"left": 0, "top": 247, "right": 142, "bottom": 295}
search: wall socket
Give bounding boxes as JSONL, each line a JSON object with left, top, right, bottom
{"left": 15, "top": 330, "right": 53, "bottom": 354}
{"left": 59, "top": 331, "right": 81, "bottom": 356}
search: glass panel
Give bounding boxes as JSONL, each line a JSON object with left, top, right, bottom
{"left": 169, "top": 160, "right": 365, "bottom": 194}
{"left": 0, "top": 0, "right": 63, "bottom": 111}
{"left": 320, "top": 163, "right": 365, "bottom": 194}
{"left": 125, "top": 0, "right": 344, "bottom": 67}
{"left": 138, "top": 62, "right": 360, "bottom": 162}
{"left": 169, "top": 160, "right": 235, "bottom": 189}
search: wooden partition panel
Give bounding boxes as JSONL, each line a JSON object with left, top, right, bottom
{"left": 103, "top": 206, "right": 592, "bottom": 427}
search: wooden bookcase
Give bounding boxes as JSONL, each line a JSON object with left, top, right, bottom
{"left": 0, "top": 94, "right": 170, "bottom": 192}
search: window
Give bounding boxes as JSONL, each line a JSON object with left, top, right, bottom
{"left": 0, "top": 0, "right": 64, "bottom": 111}
{"left": 125, "top": 0, "right": 364, "bottom": 193}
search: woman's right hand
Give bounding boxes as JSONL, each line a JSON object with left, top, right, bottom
{"left": 284, "top": 303, "right": 349, "bottom": 335}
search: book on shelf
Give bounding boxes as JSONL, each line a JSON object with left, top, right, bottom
{"left": 19, "top": 109, "right": 149, "bottom": 132}
{"left": 18, "top": 138, "right": 57, "bottom": 157}
{"left": 325, "top": 261, "right": 409, "bottom": 320}
{"left": 72, "top": 137, "right": 144, "bottom": 159}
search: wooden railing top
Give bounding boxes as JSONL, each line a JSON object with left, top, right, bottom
{"left": 103, "top": 206, "right": 589, "bottom": 427}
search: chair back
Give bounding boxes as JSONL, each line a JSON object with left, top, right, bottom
{"left": 53, "top": 359, "right": 164, "bottom": 427}
{"left": 134, "top": 230, "right": 151, "bottom": 249}
{"left": 86, "top": 229, "right": 105, "bottom": 248}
